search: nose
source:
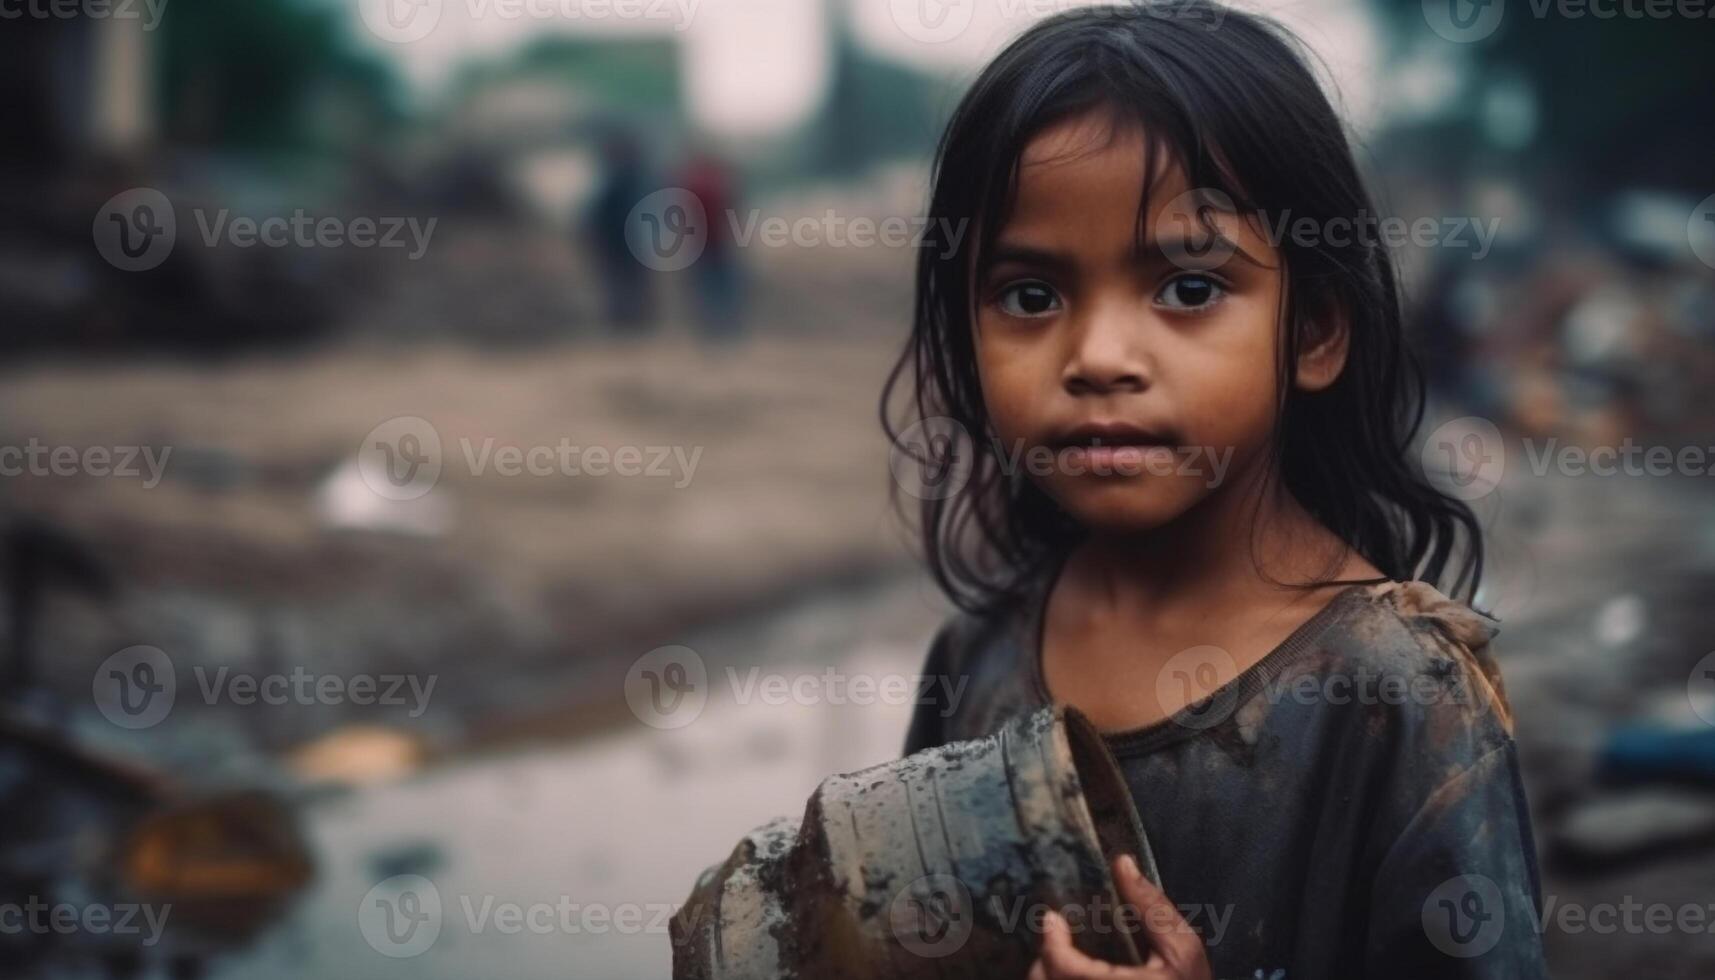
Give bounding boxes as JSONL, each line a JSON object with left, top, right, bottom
{"left": 1062, "top": 302, "right": 1149, "bottom": 396}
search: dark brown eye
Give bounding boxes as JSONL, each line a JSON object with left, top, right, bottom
{"left": 997, "top": 281, "right": 1061, "bottom": 317}
{"left": 1156, "top": 274, "right": 1224, "bottom": 310}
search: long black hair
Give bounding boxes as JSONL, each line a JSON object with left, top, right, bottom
{"left": 881, "top": 0, "right": 1483, "bottom": 614}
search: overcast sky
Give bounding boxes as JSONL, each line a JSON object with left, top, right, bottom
{"left": 351, "top": 0, "right": 1385, "bottom": 136}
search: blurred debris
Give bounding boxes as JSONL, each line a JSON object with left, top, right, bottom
{"left": 1593, "top": 594, "right": 1647, "bottom": 649}
{"left": 287, "top": 725, "right": 430, "bottom": 788}
{"left": 366, "top": 841, "right": 445, "bottom": 882}
{"left": 313, "top": 458, "right": 453, "bottom": 537}
{"left": 1599, "top": 726, "right": 1715, "bottom": 788}
{"left": 120, "top": 791, "right": 315, "bottom": 942}
{"left": 1549, "top": 788, "right": 1715, "bottom": 874}
{"left": 164, "top": 447, "right": 254, "bottom": 494}
{"left": 3, "top": 517, "right": 118, "bottom": 713}
{"left": 0, "top": 709, "right": 311, "bottom": 976}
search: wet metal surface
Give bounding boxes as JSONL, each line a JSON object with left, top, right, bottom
{"left": 671, "top": 706, "right": 1154, "bottom": 979}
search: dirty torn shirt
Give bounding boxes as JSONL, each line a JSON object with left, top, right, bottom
{"left": 904, "top": 577, "right": 1548, "bottom": 980}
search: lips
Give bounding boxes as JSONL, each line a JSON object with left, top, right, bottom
{"left": 1047, "top": 421, "right": 1177, "bottom": 449}
{"left": 1045, "top": 421, "right": 1181, "bottom": 476}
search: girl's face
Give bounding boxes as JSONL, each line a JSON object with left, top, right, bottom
{"left": 972, "top": 111, "right": 1344, "bottom": 534}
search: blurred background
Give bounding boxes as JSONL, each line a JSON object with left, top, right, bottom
{"left": 0, "top": 0, "right": 1712, "bottom": 977}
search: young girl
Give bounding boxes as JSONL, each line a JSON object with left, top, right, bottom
{"left": 887, "top": 4, "right": 1546, "bottom": 978}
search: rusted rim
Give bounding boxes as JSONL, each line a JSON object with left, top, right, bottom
{"left": 1057, "top": 706, "right": 1162, "bottom": 887}
{"left": 1052, "top": 706, "right": 1159, "bottom": 965}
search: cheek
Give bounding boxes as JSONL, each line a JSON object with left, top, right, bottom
{"left": 1173, "top": 303, "right": 1283, "bottom": 446}
{"left": 974, "top": 325, "right": 1050, "bottom": 442}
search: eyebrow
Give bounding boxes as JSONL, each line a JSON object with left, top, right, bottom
{"left": 985, "top": 243, "right": 1076, "bottom": 275}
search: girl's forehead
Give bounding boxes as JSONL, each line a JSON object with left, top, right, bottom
{"left": 991, "top": 114, "right": 1272, "bottom": 269}
{"left": 1013, "top": 112, "right": 1190, "bottom": 210}
{"left": 1019, "top": 112, "right": 1136, "bottom": 167}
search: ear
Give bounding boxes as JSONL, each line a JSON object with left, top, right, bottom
{"left": 1293, "top": 305, "right": 1350, "bottom": 393}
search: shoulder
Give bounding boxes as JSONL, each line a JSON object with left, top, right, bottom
{"left": 920, "top": 599, "right": 1035, "bottom": 707}
{"left": 1279, "top": 579, "right": 1516, "bottom": 765}
{"left": 1312, "top": 586, "right": 1543, "bottom": 922}
{"left": 1343, "top": 580, "right": 1511, "bottom": 726}
{"left": 904, "top": 599, "right": 1040, "bottom": 755}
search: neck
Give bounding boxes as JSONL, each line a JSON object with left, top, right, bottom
{"left": 1068, "top": 462, "right": 1352, "bottom": 617}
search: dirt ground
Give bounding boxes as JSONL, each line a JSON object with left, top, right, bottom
{"left": 0, "top": 329, "right": 926, "bottom": 756}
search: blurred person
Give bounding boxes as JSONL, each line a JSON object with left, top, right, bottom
{"left": 883, "top": 5, "right": 1545, "bottom": 978}
{"left": 677, "top": 145, "right": 746, "bottom": 342}
{"left": 585, "top": 129, "right": 657, "bottom": 332}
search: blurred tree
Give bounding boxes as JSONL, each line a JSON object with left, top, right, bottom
{"left": 1373, "top": 0, "right": 1713, "bottom": 194}
{"left": 155, "top": 0, "right": 400, "bottom": 154}
{"left": 815, "top": 20, "right": 948, "bottom": 177}
{"left": 510, "top": 35, "right": 683, "bottom": 117}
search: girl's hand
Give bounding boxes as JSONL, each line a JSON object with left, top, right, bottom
{"left": 1028, "top": 855, "right": 1213, "bottom": 980}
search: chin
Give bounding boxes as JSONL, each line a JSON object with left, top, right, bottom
{"left": 1049, "top": 478, "right": 1210, "bottom": 534}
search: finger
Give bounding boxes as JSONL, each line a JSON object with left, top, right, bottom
{"left": 1039, "top": 910, "right": 1122, "bottom": 978}
{"left": 1028, "top": 959, "right": 1049, "bottom": 980}
{"left": 1112, "top": 855, "right": 1201, "bottom": 965}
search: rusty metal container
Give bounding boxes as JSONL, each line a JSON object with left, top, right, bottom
{"left": 670, "top": 706, "right": 1159, "bottom": 978}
